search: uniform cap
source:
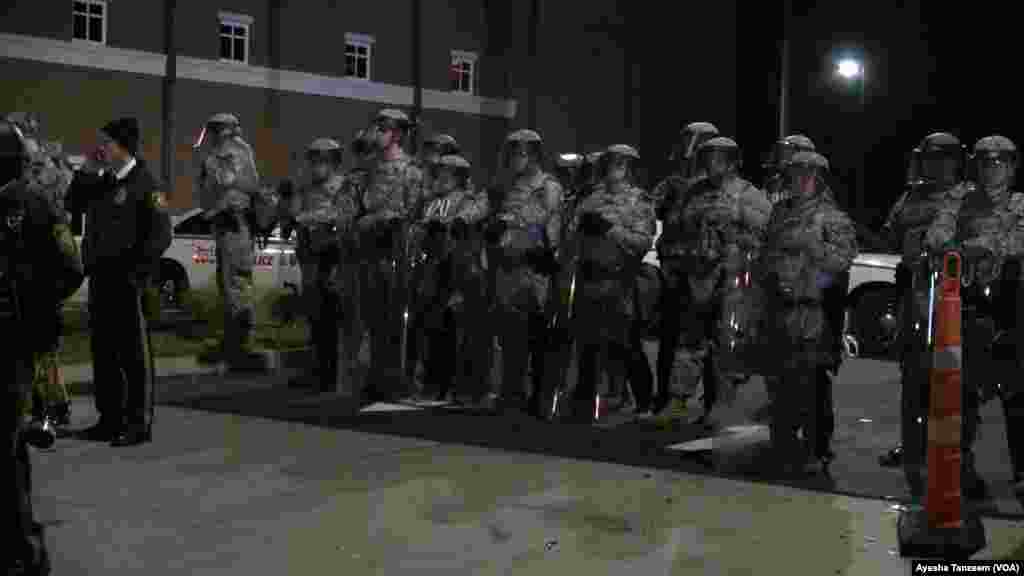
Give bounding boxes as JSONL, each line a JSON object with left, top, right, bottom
{"left": 781, "top": 134, "right": 815, "bottom": 150}
{"left": 308, "top": 138, "right": 342, "bottom": 152}
{"left": 683, "top": 122, "right": 719, "bottom": 136}
{"left": 437, "top": 154, "right": 471, "bottom": 169}
{"left": 376, "top": 108, "right": 410, "bottom": 123}
{"left": 699, "top": 136, "right": 739, "bottom": 151}
{"left": 506, "top": 129, "right": 542, "bottom": 143}
{"left": 921, "top": 132, "right": 960, "bottom": 150}
{"left": 974, "top": 135, "right": 1016, "bottom": 154}
{"left": 208, "top": 112, "right": 240, "bottom": 125}
{"left": 585, "top": 151, "right": 604, "bottom": 163}
{"left": 788, "top": 150, "right": 829, "bottom": 170}
{"left": 605, "top": 144, "right": 639, "bottom": 159}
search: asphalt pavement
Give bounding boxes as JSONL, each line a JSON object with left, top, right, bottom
{"left": 33, "top": 356, "right": 1024, "bottom": 573}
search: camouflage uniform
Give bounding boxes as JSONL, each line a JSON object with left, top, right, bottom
{"left": 880, "top": 132, "right": 967, "bottom": 492}
{"left": 7, "top": 113, "right": 78, "bottom": 425}
{"left": 658, "top": 137, "right": 772, "bottom": 420}
{"left": 925, "top": 135, "right": 1024, "bottom": 496}
{"left": 759, "top": 151, "right": 857, "bottom": 471}
{"left": 650, "top": 122, "right": 719, "bottom": 410}
{"left": 355, "top": 109, "right": 424, "bottom": 401}
{"left": 411, "top": 154, "right": 490, "bottom": 401}
{"left": 763, "top": 135, "right": 816, "bottom": 205}
{"left": 196, "top": 113, "right": 263, "bottom": 361}
{"left": 489, "top": 129, "right": 562, "bottom": 410}
{"left": 284, "top": 138, "right": 360, "bottom": 392}
{"left": 571, "top": 144, "right": 657, "bottom": 416}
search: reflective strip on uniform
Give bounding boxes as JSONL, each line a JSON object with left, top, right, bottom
{"left": 927, "top": 415, "right": 962, "bottom": 446}
{"left": 931, "top": 346, "right": 962, "bottom": 371}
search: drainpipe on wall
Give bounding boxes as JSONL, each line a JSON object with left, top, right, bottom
{"left": 411, "top": 0, "right": 423, "bottom": 155}
{"left": 161, "top": 0, "right": 177, "bottom": 199}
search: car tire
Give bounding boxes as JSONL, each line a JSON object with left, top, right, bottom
{"left": 852, "top": 286, "right": 900, "bottom": 359}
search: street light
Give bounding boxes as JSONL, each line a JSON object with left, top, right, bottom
{"left": 836, "top": 58, "right": 862, "bottom": 80}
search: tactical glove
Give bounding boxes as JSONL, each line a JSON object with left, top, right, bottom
{"left": 579, "top": 212, "right": 614, "bottom": 236}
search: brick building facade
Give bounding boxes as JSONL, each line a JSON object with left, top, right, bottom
{"left": 0, "top": 0, "right": 740, "bottom": 208}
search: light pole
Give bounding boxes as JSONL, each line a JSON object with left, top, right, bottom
{"left": 835, "top": 56, "right": 867, "bottom": 217}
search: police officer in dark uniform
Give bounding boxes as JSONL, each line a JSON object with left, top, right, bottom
{"left": 3, "top": 119, "right": 62, "bottom": 575}
{"left": 70, "top": 118, "right": 171, "bottom": 447}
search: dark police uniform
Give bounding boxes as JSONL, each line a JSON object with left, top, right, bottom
{"left": 71, "top": 154, "right": 170, "bottom": 446}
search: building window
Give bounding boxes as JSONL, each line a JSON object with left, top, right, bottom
{"left": 72, "top": 0, "right": 106, "bottom": 44}
{"left": 345, "top": 33, "right": 374, "bottom": 80}
{"left": 219, "top": 12, "right": 253, "bottom": 64}
{"left": 450, "top": 50, "right": 477, "bottom": 95}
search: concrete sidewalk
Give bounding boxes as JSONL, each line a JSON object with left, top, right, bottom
{"left": 34, "top": 397, "right": 1024, "bottom": 575}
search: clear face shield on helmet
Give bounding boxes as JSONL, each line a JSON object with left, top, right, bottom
{"left": 976, "top": 152, "right": 1015, "bottom": 190}
{"left": 505, "top": 141, "right": 535, "bottom": 175}
{"left": 602, "top": 153, "right": 633, "bottom": 188}
{"left": 306, "top": 150, "right": 340, "bottom": 182}
{"left": 785, "top": 163, "right": 821, "bottom": 197}
{"left": 916, "top": 146, "right": 962, "bottom": 187}
{"left": 370, "top": 118, "right": 403, "bottom": 150}
{"left": 699, "top": 147, "right": 737, "bottom": 183}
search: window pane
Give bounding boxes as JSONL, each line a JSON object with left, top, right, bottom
{"left": 89, "top": 2, "right": 103, "bottom": 15}
{"left": 220, "top": 24, "right": 231, "bottom": 35}
{"left": 73, "top": 14, "right": 87, "bottom": 39}
{"left": 233, "top": 38, "right": 246, "bottom": 61}
{"left": 344, "top": 44, "right": 355, "bottom": 56}
{"left": 356, "top": 57, "right": 367, "bottom": 79}
{"left": 234, "top": 26, "right": 246, "bottom": 37}
{"left": 357, "top": 45, "right": 368, "bottom": 56}
{"left": 73, "top": 2, "right": 87, "bottom": 14}
{"left": 450, "top": 74, "right": 459, "bottom": 91}
{"left": 220, "top": 35, "right": 232, "bottom": 59}
{"left": 345, "top": 54, "right": 355, "bottom": 75}
{"left": 88, "top": 16, "right": 103, "bottom": 42}
{"left": 461, "top": 74, "right": 470, "bottom": 93}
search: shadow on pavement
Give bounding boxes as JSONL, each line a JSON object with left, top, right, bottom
{"left": 159, "top": 358, "right": 1024, "bottom": 519}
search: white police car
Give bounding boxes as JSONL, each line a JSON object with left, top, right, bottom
{"left": 67, "top": 208, "right": 300, "bottom": 309}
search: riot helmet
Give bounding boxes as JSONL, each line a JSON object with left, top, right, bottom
{"left": 597, "top": 144, "right": 640, "bottom": 187}
{"left": 306, "top": 138, "right": 343, "bottom": 182}
{"left": 434, "top": 154, "right": 472, "bottom": 193}
{"left": 769, "top": 134, "right": 816, "bottom": 170}
{"left": 784, "top": 150, "right": 829, "bottom": 198}
{"left": 422, "top": 133, "right": 460, "bottom": 166}
{"left": 695, "top": 136, "right": 741, "bottom": 184}
{"left": 555, "top": 152, "right": 584, "bottom": 191}
{"left": 674, "top": 121, "right": 719, "bottom": 177}
{"left": 908, "top": 132, "right": 964, "bottom": 187}
{"left": 502, "top": 129, "right": 544, "bottom": 174}
{"left": 370, "top": 108, "right": 414, "bottom": 151}
{"left": 195, "top": 112, "right": 241, "bottom": 149}
{"left": 972, "top": 135, "right": 1017, "bottom": 191}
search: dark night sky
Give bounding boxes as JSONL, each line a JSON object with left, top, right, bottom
{"left": 732, "top": 1, "right": 1019, "bottom": 228}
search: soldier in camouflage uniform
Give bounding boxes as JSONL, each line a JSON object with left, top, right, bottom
{"left": 6, "top": 112, "right": 79, "bottom": 429}
{"left": 650, "top": 122, "right": 720, "bottom": 413}
{"left": 486, "top": 129, "right": 562, "bottom": 414}
{"left": 657, "top": 137, "right": 772, "bottom": 424}
{"left": 877, "top": 132, "right": 966, "bottom": 496}
{"left": 281, "top": 138, "right": 359, "bottom": 392}
{"left": 762, "top": 134, "right": 816, "bottom": 205}
{"left": 759, "top": 151, "right": 857, "bottom": 474}
{"left": 925, "top": 135, "right": 1024, "bottom": 499}
{"left": 195, "top": 113, "right": 264, "bottom": 364}
{"left": 410, "top": 154, "right": 490, "bottom": 402}
{"left": 355, "top": 108, "right": 424, "bottom": 402}
{"left": 570, "top": 144, "right": 657, "bottom": 420}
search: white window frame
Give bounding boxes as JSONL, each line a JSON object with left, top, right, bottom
{"left": 218, "top": 11, "right": 253, "bottom": 65}
{"left": 344, "top": 33, "right": 374, "bottom": 81}
{"left": 450, "top": 50, "right": 477, "bottom": 95}
{"left": 71, "top": 0, "right": 107, "bottom": 45}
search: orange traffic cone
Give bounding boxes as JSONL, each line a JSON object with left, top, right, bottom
{"left": 898, "top": 251, "right": 985, "bottom": 560}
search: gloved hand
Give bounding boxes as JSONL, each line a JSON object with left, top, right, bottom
{"left": 450, "top": 218, "right": 470, "bottom": 240}
{"left": 485, "top": 217, "right": 507, "bottom": 244}
{"left": 579, "top": 212, "right": 614, "bottom": 236}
